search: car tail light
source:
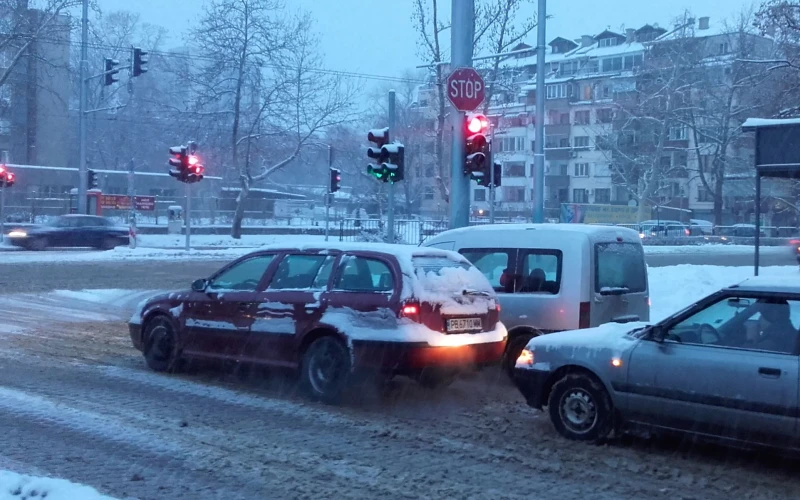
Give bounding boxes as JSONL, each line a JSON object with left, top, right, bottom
{"left": 495, "top": 302, "right": 501, "bottom": 313}
{"left": 579, "top": 301, "right": 591, "bottom": 329}
{"left": 647, "top": 297, "right": 651, "bottom": 307}
{"left": 399, "top": 302, "right": 420, "bottom": 321}
{"left": 684, "top": 228, "right": 690, "bottom": 236}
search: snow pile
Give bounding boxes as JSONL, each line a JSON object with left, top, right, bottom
{"left": 411, "top": 258, "right": 496, "bottom": 315}
{"left": 648, "top": 265, "right": 797, "bottom": 322}
{"left": 0, "top": 469, "right": 116, "bottom": 499}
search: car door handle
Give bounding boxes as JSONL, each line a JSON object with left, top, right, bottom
{"left": 758, "top": 367, "right": 781, "bottom": 377}
{"left": 238, "top": 302, "right": 250, "bottom": 312}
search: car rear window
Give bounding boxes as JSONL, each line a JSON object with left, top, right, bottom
{"left": 411, "top": 256, "right": 493, "bottom": 297}
{"left": 595, "top": 242, "right": 647, "bottom": 293}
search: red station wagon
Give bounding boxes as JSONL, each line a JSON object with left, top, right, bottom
{"left": 129, "top": 243, "right": 508, "bottom": 403}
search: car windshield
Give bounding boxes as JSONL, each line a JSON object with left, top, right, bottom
{"left": 595, "top": 242, "right": 647, "bottom": 293}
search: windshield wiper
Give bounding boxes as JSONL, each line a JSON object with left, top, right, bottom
{"left": 463, "top": 289, "right": 491, "bottom": 297}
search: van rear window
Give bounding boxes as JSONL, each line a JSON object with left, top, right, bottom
{"left": 595, "top": 242, "right": 647, "bottom": 293}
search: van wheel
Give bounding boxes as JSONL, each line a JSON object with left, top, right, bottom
{"left": 548, "top": 373, "right": 614, "bottom": 442}
{"left": 503, "top": 333, "right": 535, "bottom": 378}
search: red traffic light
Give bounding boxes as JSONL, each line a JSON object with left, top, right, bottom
{"left": 6, "top": 172, "right": 14, "bottom": 181}
{"left": 188, "top": 155, "right": 200, "bottom": 166}
{"left": 0, "top": 165, "right": 5, "bottom": 175}
{"left": 467, "top": 113, "right": 488, "bottom": 134}
{"left": 193, "top": 165, "right": 204, "bottom": 175}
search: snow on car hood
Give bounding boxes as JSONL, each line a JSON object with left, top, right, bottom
{"left": 527, "top": 321, "right": 651, "bottom": 356}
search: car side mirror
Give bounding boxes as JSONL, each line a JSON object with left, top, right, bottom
{"left": 191, "top": 278, "right": 208, "bottom": 292}
{"left": 649, "top": 325, "right": 666, "bottom": 343}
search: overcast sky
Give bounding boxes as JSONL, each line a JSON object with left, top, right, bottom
{"left": 96, "top": 0, "right": 754, "bottom": 81}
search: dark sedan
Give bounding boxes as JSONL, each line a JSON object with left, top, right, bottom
{"left": 6, "top": 215, "right": 129, "bottom": 250}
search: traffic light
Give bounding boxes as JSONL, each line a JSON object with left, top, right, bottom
{"left": 186, "top": 155, "right": 204, "bottom": 183}
{"left": 475, "top": 143, "right": 502, "bottom": 188}
{"left": 132, "top": 47, "right": 148, "bottom": 77}
{"left": 168, "top": 145, "right": 188, "bottom": 179}
{"left": 465, "top": 113, "right": 490, "bottom": 184}
{"left": 329, "top": 167, "right": 341, "bottom": 193}
{"left": 87, "top": 169, "right": 98, "bottom": 189}
{"left": 104, "top": 58, "right": 120, "bottom": 86}
{"left": 366, "top": 127, "right": 405, "bottom": 183}
{"left": 0, "top": 165, "right": 11, "bottom": 188}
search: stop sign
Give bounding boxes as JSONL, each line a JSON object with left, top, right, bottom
{"left": 446, "top": 67, "right": 485, "bottom": 112}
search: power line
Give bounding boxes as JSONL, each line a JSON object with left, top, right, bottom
{"left": 1, "top": 32, "right": 427, "bottom": 85}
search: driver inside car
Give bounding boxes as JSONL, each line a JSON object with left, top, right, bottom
{"left": 744, "top": 300, "right": 796, "bottom": 353}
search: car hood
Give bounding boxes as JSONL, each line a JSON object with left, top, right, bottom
{"left": 527, "top": 321, "right": 651, "bottom": 356}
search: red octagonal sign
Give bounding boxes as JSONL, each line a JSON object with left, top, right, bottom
{"left": 447, "top": 67, "right": 485, "bottom": 112}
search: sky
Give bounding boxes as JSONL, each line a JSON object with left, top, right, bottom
{"left": 94, "top": 0, "right": 755, "bottom": 83}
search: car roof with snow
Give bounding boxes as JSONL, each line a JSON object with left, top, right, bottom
{"left": 252, "top": 241, "right": 470, "bottom": 265}
{"left": 727, "top": 276, "right": 800, "bottom": 294}
{"left": 430, "top": 222, "right": 640, "bottom": 238}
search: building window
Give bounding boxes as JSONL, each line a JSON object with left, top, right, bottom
{"left": 594, "top": 188, "right": 611, "bottom": 204}
{"left": 574, "top": 136, "right": 590, "bottom": 149}
{"left": 574, "top": 110, "right": 590, "bottom": 125}
{"left": 659, "top": 156, "right": 671, "bottom": 169}
{"left": 474, "top": 189, "right": 486, "bottom": 202}
{"left": 598, "top": 37, "right": 618, "bottom": 47}
{"left": 573, "top": 188, "right": 588, "bottom": 203}
{"left": 499, "top": 136, "right": 526, "bottom": 152}
{"left": 424, "top": 186, "right": 435, "bottom": 200}
{"left": 669, "top": 126, "right": 687, "bottom": 141}
{"left": 425, "top": 166, "right": 435, "bottom": 178}
{"left": 599, "top": 84, "right": 611, "bottom": 99}
{"left": 601, "top": 57, "right": 623, "bottom": 73}
{"left": 697, "top": 187, "right": 714, "bottom": 202}
{"left": 559, "top": 113, "right": 570, "bottom": 125}
{"left": 718, "top": 42, "right": 729, "bottom": 55}
{"left": 504, "top": 186, "right": 526, "bottom": 202}
{"left": 574, "top": 163, "right": 589, "bottom": 177}
{"left": 546, "top": 83, "right": 572, "bottom": 99}
{"left": 559, "top": 138, "right": 570, "bottom": 148}
{"left": 595, "top": 135, "right": 611, "bottom": 150}
{"left": 623, "top": 54, "right": 643, "bottom": 70}
{"left": 503, "top": 162, "right": 526, "bottom": 177}
{"left": 0, "top": 119, "right": 10, "bottom": 136}
{"left": 596, "top": 108, "right": 613, "bottom": 123}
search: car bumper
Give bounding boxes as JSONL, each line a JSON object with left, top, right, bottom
{"left": 351, "top": 339, "right": 506, "bottom": 374}
{"left": 513, "top": 367, "right": 551, "bottom": 410}
{"left": 129, "top": 322, "right": 143, "bottom": 351}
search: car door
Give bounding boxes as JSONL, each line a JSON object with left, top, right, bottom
{"left": 624, "top": 293, "right": 799, "bottom": 446}
{"left": 459, "top": 248, "right": 523, "bottom": 329}
{"left": 591, "top": 241, "right": 649, "bottom": 325}
{"left": 181, "top": 253, "right": 277, "bottom": 361}
{"left": 244, "top": 253, "right": 338, "bottom": 367}
{"left": 49, "top": 217, "right": 74, "bottom": 247}
{"left": 75, "top": 217, "right": 102, "bottom": 247}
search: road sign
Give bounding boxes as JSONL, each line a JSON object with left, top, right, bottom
{"left": 447, "top": 67, "right": 485, "bottom": 112}
{"left": 100, "top": 194, "right": 156, "bottom": 211}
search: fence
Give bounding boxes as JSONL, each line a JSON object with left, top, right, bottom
{"left": 337, "top": 218, "right": 529, "bottom": 245}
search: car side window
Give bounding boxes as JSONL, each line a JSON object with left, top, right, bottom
{"left": 268, "top": 254, "right": 330, "bottom": 290}
{"left": 311, "top": 256, "right": 337, "bottom": 289}
{"left": 666, "top": 296, "right": 800, "bottom": 354}
{"left": 334, "top": 256, "right": 393, "bottom": 292}
{"left": 518, "top": 250, "right": 561, "bottom": 294}
{"left": 208, "top": 255, "right": 275, "bottom": 292}
{"left": 459, "top": 248, "right": 514, "bottom": 293}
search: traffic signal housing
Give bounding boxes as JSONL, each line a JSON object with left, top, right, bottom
{"left": 186, "top": 155, "right": 204, "bottom": 183}
{"left": 464, "top": 113, "right": 490, "bottom": 183}
{"left": 329, "top": 167, "right": 341, "bottom": 193}
{"left": 168, "top": 145, "right": 204, "bottom": 183}
{"left": 0, "top": 165, "right": 12, "bottom": 188}
{"left": 104, "top": 58, "right": 120, "bottom": 86}
{"left": 132, "top": 47, "right": 148, "bottom": 77}
{"left": 366, "top": 128, "right": 405, "bottom": 183}
{"left": 87, "top": 169, "right": 98, "bottom": 189}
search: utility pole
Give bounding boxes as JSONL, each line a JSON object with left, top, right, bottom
{"left": 387, "top": 90, "right": 396, "bottom": 242}
{"left": 489, "top": 123, "right": 496, "bottom": 223}
{"left": 325, "top": 145, "right": 332, "bottom": 242}
{"left": 449, "top": 0, "right": 475, "bottom": 229}
{"left": 532, "top": 0, "right": 546, "bottom": 223}
{"left": 77, "top": 0, "right": 89, "bottom": 215}
{"left": 128, "top": 158, "right": 136, "bottom": 249}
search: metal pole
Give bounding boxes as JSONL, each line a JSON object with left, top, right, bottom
{"left": 325, "top": 145, "right": 332, "bottom": 242}
{"left": 77, "top": 0, "right": 89, "bottom": 215}
{"left": 489, "top": 123, "right": 496, "bottom": 224}
{"left": 185, "top": 182, "right": 191, "bottom": 251}
{"left": 532, "top": 0, "right": 546, "bottom": 223}
{"left": 0, "top": 187, "right": 5, "bottom": 243}
{"left": 754, "top": 173, "right": 761, "bottom": 276}
{"left": 128, "top": 159, "right": 136, "bottom": 249}
{"left": 449, "top": 0, "right": 475, "bottom": 229}
{"left": 387, "top": 89, "right": 396, "bottom": 242}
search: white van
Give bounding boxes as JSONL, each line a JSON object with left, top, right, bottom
{"left": 423, "top": 224, "right": 650, "bottom": 373}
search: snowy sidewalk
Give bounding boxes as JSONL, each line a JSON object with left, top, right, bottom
{"left": 0, "top": 469, "right": 116, "bottom": 499}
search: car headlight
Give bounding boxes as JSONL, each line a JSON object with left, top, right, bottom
{"left": 515, "top": 348, "right": 534, "bottom": 368}
{"left": 8, "top": 230, "right": 26, "bottom": 237}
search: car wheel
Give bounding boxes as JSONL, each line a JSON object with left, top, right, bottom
{"left": 548, "top": 373, "right": 614, "bottom": 442}
{"left": 99, "top": 237, "right": 118, "bottom": 250}
{"left": 300, "top": 336, "right": 351, "bottom": 404}
{"left": 28, "top": 237, "right": 48, "bottom": 251}
{"left": 503, "top": 333, "right": 535, "bottom": 379}
{"left": 416, "top": 368, "right": 457, "bottom": 389}
{"left": 143, "top": 316, "right": 181, "bottom": 373}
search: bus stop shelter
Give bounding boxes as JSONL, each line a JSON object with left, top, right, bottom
{"left": 741, "top": 118, "right": 800, "bottom": 275}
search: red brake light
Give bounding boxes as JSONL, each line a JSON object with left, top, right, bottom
{"left": 495, "top": 302, "right": 501, "bottom": 313}
{"left": 402, "top": 304, "right": 418, "bottom": 315}
{"left": 579, "top": 301, "right": 591, "bottom": 329}
{"left": 790, "top": 239, "right": 800, "bottom": 245}
{"left": 684, "top": 229, "right": 690, "bottom": 236}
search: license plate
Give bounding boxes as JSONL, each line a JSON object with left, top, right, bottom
{"left": 446, "top": 318, "right": 483, "bottom": 333}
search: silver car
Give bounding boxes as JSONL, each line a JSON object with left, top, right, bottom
{"left": 513, "top": 276, "right": 800, "bottom": 450}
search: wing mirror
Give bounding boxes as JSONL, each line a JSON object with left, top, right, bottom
{"left": 649, "top": 325, "right": 666, "bottom": 343}
{"left": 191, "top": 278, "right": 209, "bottom": 292}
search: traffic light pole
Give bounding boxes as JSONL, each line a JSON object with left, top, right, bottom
{"left": 77, "top": 0, "right": 89, "bottom": 215}
{"left": 325, "top": 145, "right": 332, "bottom": 242}
{"left": 449, "top": 0, "right": 474, "bottom": 229}
{"left": 185, "top": 181, "right": 192, "bottom": 251}
{"left": 532, "top": 0, "right": 547, "bottom": 223}
{"left": 387, "top": 90, "right": 396, "bottom": 243}
{"left": 0, "top": 186, "right": 5, "bottom": 242}
{"left": 489, "top": 123, "right": 496, "bottom": 224}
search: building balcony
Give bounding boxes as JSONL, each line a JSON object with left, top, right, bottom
{"left": 545, "top": 123, "right": 571, "bottom": 136}
{"left": 545, "top": 148, "right": 572, "bottom": 161}
{"left": 545, "top": 174, "right": 570, "bottom": 189}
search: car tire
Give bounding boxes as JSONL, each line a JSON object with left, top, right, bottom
{"left": 300, "top": 336, "right": 351, "bottom": 404}
{"left": 503, "top": 333, "right": 535, "bottom": 379}
{"left": 416, "top": 368, "right": 457, "bottom": 389}
{"left": 548, "top": 373, "right": 614, "bottom": 443}
{"left": 142, "top": 316, "right": 181, "bottom": 373}
{"left": 28, "top": 237, "right": 48, "bottom": 251}
{"left": 99, "top": 237, "right": 118, "bottom": 250}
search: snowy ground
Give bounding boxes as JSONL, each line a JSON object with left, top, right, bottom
{"left": 0, "top": 470, "right": 116, "bottom": 499}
